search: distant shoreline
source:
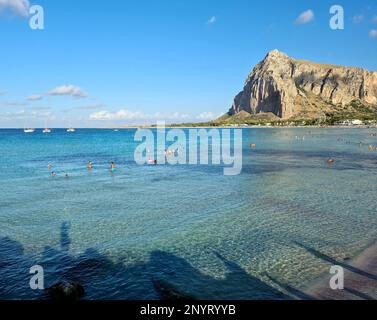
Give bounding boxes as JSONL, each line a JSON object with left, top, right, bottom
{"left": 1, "top": 125, "right": 377, "bottom": 130}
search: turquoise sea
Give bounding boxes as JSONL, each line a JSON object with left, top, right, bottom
{"left": 0, "top": 128, "right": 377, "bottom": 299}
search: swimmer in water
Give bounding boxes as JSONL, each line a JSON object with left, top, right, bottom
{"left": 51, "top": 171, "right": 57, "bottom": 177}
{"left": 111, "top": 162, "right": 116, "bottom": 172}
{"left": 48, "top": 163, "right": 52, "bottom": 170}
{"left": 148, "top": 159, "right": 158, "bottom": 165}
{"left": 327, "top": 158, "right": 335, "bottom": 165}
{"left": 88, "top": 161, "right": 93, "bottom": 170}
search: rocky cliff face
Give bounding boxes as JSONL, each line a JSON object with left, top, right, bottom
{"left": 229, "top": 50, "right": 377, "bottom": 119}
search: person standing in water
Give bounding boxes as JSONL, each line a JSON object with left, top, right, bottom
{"left": 111, "top": 162, "right": 116, "bottom": 172}
{"left": 88, "top": 161, "right": 93, "bottom": 170}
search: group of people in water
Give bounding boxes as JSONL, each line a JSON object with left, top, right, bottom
{"left": 48, "top": 160, "right": 118, "bottom": 178}
{"left": 47, "top": 130, "right": 376, "bottom": 177}
{"left": 46, "top": 146, "right": 190, "bottom": 178}
{"left": 47, "top": 156, "right": 161, "bottom": 178}
{"left": 47, "top": 147, "right": 185, "bottom": 178}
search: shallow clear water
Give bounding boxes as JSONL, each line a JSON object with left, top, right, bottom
{"left": 0, "top": 128, "right": 377, "bottom": 299}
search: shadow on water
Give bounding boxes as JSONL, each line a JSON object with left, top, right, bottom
{"left": 262, "top": 273, "right": 315, "bottom": 300}
{"left": 0, "top": 223, "right": 310, "bottom": 300}
{"left": 344, "top": 288, "right": 374, "bottom": 300}
{"left": 0, "top": 237, "right": 38, "bottom": 299}
{"left": 60, "top": 222, "right": 71, "bottom": 252}
{"left": 294, "top": 241, "right": 377, "bottom": 281}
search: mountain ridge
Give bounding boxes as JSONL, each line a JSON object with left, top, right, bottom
{"left": 227, "top": 50, "right": 377, "bottom": 121}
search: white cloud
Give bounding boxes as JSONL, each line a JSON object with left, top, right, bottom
{"left": 27, "top": 94, "right": 43, "bottom": 101}
{"left": 294, "top": 9, "right": 314, "bottom": 25}
{"left": 26, "top": 85, "right": 87, "bottom": 101}
{"left": 369, "top": 29, "right": 377, "bottom": 39}
{"left": 30, "top": 105, "right": 51, "bottom": 110}
{"left": 89, "top": 109, "right": 145, "bottom": 121}
{"left": 373, "top": 16, "right": 377, "bottom": 23}
{"left": 49, "top": 85, "right": 87, "bottom": 99}
{"left": 89, "top": 109, "right": 191, "bottom": 122}
{"left": 0, "top": 100, "right": 27, "bottom": 107}
{"left": 0, "top": 110, "right": 54, "bottom": 120}
{"left": 0, "top": 110, "right": 27, "bottom": 120}
{"left": 153, "top": 112, "right": 190, "bottom": 120}
{"left": 352, "top": 14, "right": 364, "bottom": 24}
{"left": 78, "top": 103, "right": 104, "bottom": 110}
{"left": 89, "top": 109, "right": 226, "bottom": 123}
{"left": 0, "top": 0, "right": 30, "bottom": 17}
{"left": 208, "top": 16, "right": 216, "bottom": 24}
{"left": 196, "top": 112, "right": 218, "bottom": 120}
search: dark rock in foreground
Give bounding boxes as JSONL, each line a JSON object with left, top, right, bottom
{"left": 46, "top": 282, "right": 85, "bottom": 301}
{"left": 153, "top": 279, "right": 194, "bottom": 300}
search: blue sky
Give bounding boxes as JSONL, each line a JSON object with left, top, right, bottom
{"left": 0, "top": 0, "right": 376, "bottom": 127}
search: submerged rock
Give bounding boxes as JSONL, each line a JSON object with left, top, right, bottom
{"left": 46, "top": 282, "right": 85, "bottom": 301}
{"left": 153, "top": 279, "right": 194, "bottom": 300}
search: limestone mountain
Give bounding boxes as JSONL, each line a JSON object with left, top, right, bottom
{"left": 227, "top": 50, "right": 377, "bottom": 120}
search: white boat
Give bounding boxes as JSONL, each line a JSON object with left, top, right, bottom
{"left": 42, "top": 120, "right": 51, "bottom": 133}
{"left": 23, "top": 120, "right": 35, "bottom": 133}
{"left": 67, "top": 128, "right": 76, "bottom": 133}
